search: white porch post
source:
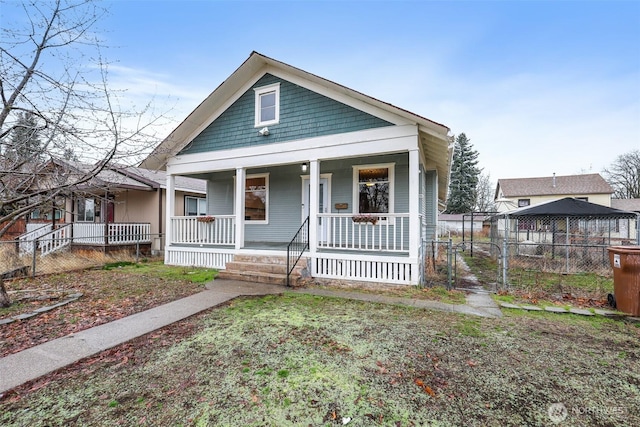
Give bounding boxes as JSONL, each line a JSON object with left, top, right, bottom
{"left": 165, "top": 174, "right": 175, "bottom": 250}
{"left": 235, "top": 167, "right": 245, "bottom": 250}
{"left": 308, "top": 160, "right": 319, "bottom": 255}
{"left": 409, "top": 149, "right": 420, "bottom": 284}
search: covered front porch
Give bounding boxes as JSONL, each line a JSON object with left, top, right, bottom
{"left": 163, "top": 126, "right": 434, "bottom": 285}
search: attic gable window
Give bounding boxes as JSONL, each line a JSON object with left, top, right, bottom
{"left": 254, "top": 83, "right": 280, "bottom": 127}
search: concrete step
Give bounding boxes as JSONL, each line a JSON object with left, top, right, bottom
{"left": 232, "top": 254, "right": 308, "bottom": 267}
{"left": 217, "top": 270, "right": 288, "bottom": 286}
{"left": 219, "top": 254, "right": 308, "bottom": 286}
{"left": 224, "top": 261, "right": 306, "bottom": 276}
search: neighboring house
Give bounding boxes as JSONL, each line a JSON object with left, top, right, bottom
{"left": 494, "top": 173, "right": 614, "bottom": 213}
{"left": 437, "top": 213, "right": 486, "bottom": 236}
{"left": 20, "top": 161, "right": 205, "bottom": 254}
{"left": 611, "top": 198, "right": 640, "bottom": 214}
{"left": 141, "top": 52, "right": 453, "bottom": 285}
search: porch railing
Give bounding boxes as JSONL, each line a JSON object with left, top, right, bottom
{"left": 38, "top": 224, "right": 72, "bottom": 256}
{"left": 317, "top": 213, "right": 410, "bottom": 252}
{"left": 73, "top": 223, "right": 151, "bottom": 244}
{"left": 287, "top": 216, "right": 309, "bottom": 287}
{"left": 19, "top": 224, "right": 52, "bottom": 254}
{"left": 170, "top": 216, "right": 235, "bottom": 246}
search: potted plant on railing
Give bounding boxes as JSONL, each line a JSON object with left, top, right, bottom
{"left": 196, "top": 215, "right": 216, "bottom": 223}
{"left": 351, "top": 214, "right": 379, "bottom": 225}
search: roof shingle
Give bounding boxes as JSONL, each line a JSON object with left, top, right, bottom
{"left": 497, "top": 173, "right": 613, "bottom": 197}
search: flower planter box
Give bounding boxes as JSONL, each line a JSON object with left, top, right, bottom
{"left": 197, "top": 216, "right": 216, "bottom": 223}
{"left": 351, "top": 215, "right": 378, "bottom": 225}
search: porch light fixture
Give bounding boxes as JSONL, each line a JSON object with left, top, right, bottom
{"left": 301, "top": 163, "right": 308, "bottom": 172}
{"left": 258, "top": 127, "right": 269, "bottom": 136}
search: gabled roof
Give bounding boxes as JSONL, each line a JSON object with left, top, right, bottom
{"left": 52, "top": 160, "right": 206, "bottom": 194}
{"left": 495, "top": 173, "right": 613, "bottom": 199}
{"left": 120, "top": 166, "right": 206, "bottom": 193}
{"left": 140, "top": 51, "right": 452, "bottom": 201}
{"left": 500, "top": 197, "right": 636, "bottom": 218}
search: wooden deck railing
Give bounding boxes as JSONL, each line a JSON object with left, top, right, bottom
{"left": 170, "top": 216, "right": 235, "bottom": 246}
{"left": 317, "top": 213, "right": 410, "bottom": 252}
{"left": 72, "top": 223, "right": 151, "bottom": 244}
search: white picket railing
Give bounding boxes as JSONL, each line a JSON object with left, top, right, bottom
{"left": 318, "top": 213, "right": 410, "bottom": 252}
{"left": 19, "top": 224, "right": 52, "bottom": 254}
{"left": 170, "top": 216, "right": 235, "bottom": 246}
{"left": 38, "top": 224, "right": 72, "bottom": 256}
{"left": 72, "top": 223, "right": 151, "bottom": 244}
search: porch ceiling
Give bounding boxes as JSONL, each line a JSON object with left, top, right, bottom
{"left": 419, "top": 129, "right": 452, "bottom": 205}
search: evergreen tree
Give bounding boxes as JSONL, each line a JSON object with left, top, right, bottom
{"left": 445, "top": 133, "right": 481, "bottom": 213}
{"left": 6, "top": 111, "right": 43, "bottom": 163}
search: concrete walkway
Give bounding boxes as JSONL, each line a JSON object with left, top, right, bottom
{"left": 0, "top": 280, "right": 500, "bottom": 395}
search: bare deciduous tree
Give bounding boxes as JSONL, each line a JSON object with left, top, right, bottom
{"left": 0, "top": 0, "right": 165, "bottom": 238}
{"left": 474, "top": 172, "right": 496, "bottom": 213}
{"left": 0, "top": 0, "right": 167, "bottom": 304}
{"left": 603, "top": 150, "right": 640, "bottom": 199}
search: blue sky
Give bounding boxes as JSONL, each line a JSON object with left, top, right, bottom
{"left": 6, "top": 0, "right": 640, "bottom": 181}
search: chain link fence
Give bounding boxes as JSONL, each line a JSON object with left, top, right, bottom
{"left": 490, "top": 214, "right": 639, "bottom": 283}
{"left": 1, "top": 233, "right": 163, "bottom": 279}
{"left": 424, "top": 211, "right": 639, "bottom": 295}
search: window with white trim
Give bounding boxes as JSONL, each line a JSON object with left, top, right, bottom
{"left": 185, "top": 196, "right": 207, "bottom": 216}
{"left": 254, "top": 83, "right": 280, "bottom": 126}
{"left": 245, "top": 174, "right": 269, "bottom": 222}
{"left": 353, "top": 164, "right": 394, "bottom": 215}
{"left": 518, "top": 199, "right": 530, "bottom": 207}
{"left": 77, "top": 198, "right": 95, "bottom": 222}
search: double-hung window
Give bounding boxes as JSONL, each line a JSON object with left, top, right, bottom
{"left": 77, "top": 198, "right": 95, "bottom": 222}
{"left": 353, "top": 164, "right": 394, "bottom": 216}
{"left": 254, "top": 83, "right": 280, "bottom": 127}
{"left": 245, "top": 174, "right": 269, "bottom": 223}
{"left": 185, "top": 196, "right": 207, "bottom": 216}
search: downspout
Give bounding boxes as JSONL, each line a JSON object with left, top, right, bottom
{"left": 158, "top": 187, "right": 163, "bottom": 250}
{"left": 104, "top": 190, "right": 109, "bottom": 246}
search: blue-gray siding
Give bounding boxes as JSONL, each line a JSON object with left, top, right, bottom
{"left": 205, "top": 154, "right": 412, "bottom": 245}
{"left": 181, "top": 74, "right": 393, "bottom": 155}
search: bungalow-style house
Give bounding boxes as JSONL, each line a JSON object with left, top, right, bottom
{"left": 19, "top": 161, "right": 206, "bottom": 255}
{"left": 141, "top": 52, "right": 453, "bottom": 285}
{"left": 494, "top": 173, "right": 614, "bottom": 213}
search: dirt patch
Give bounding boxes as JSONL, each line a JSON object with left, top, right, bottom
{"left": 0, "top": 265, "right": 208, "bottom": 357}
{"left": 1, "top": 294, "right": 638, "bottom": 426}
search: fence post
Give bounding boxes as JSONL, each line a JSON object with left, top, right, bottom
{"left": 31, "top": 239, "right": 37, "bottom": 278}
{"left": 447, "top": 238, "right": 453, "bottom": 290}
{"left": 502, "top": 217, "right": 509, "bottom": 289}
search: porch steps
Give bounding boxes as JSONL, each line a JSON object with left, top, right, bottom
{"left": 217, "top": 255, "right": 308, "bottom": 286}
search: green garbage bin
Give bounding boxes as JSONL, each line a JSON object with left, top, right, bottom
{"left": 607, "top": 246, "right": 640, "bottom": 316}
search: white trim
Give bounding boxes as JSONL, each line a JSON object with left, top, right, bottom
{"left": 301, "top": 173, "right": 332, "bottom": 244}
{"left": 243, "top": 172, "right": 270, "bottom": 224}
{"left": 184, "top": 195, "right": 207, "bottom": 216}
{"left": 254, "top": 83, "right": 280, "bottom": 127}
{"left": 352, "top": 163, "right": 395, "bottom": 216}
{"left": 167, "top": 125, "right": 419, "bottom": 175}
{"left": 311, "top": 252, "right": 418, "bottom": 285}
{"left": 234, "top": 168, "right": 245, "bottom": 249}
{"left": 264, "top": 66, "right": 413, "bottom": 126}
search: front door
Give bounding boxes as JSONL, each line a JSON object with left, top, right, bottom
{"left": 302, "top": 177, "right": 329, "bottom": 242}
